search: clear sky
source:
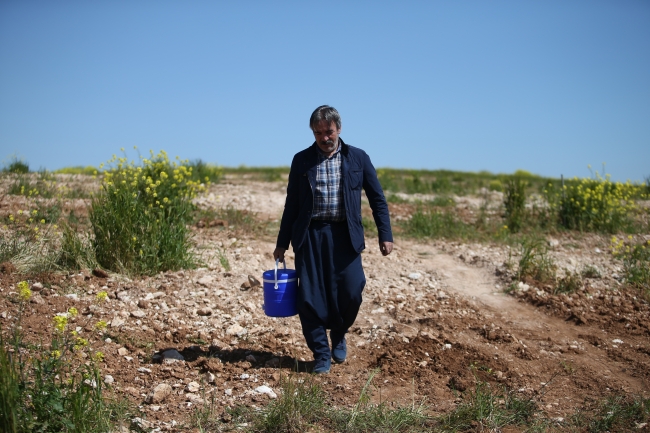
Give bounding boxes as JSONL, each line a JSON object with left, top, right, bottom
{"left": 1, "top": 1, "right": 648, "bottom": 182}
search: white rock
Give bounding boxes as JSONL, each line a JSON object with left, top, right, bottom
{"left": 548, "top": 239, "right": 560, "bottom": 248}
{"left": 104, "top": 375, "right": 114, "bottom": 384}
{"left": 408, "top": 273, "right": 421, "bottom": 280}
{"left": 185, "top": 393, "right": 204, "bottom": 404}
{"left": 225, "top": 388, "right": 233, "bottom": 396}
{"left": 254, "top": 385, "right": 277, "bottom": 399}
{"left": 146, "top": 383, "right": 172, "bottom": 404}
{"left": 240, "top": 373, "right": 250, "bottom": 380}
{"left": 197, "top": 276, "right": 215, "bottom": 287}
{"left": 186, "top": 381, "right": 200, "bottom": 393}
{"left": 137, "top": 367, "right": 152, "bottom": 374}
{"left": 65, "top": 294, "right": 78, "bottom": 300}
{"left": 612, "top": 339, "right": 624, "bottom": 344}
{"left": 226, "top": 324, "right": 247, "bottom": 337}
{"left": 130, "top": 310, "right": 146, "bottom": 318}
{"left": 31, "top": 282, "right": 44, "bottom": 291}
{"left": 117, "top": 347, "right": 129, "bottom": 356}
{"left": 205, "top": 372, "right": 216, "bottom": 383}
{"left": 437, "top": 290, "right": 448, "bottom": 300}
{"left": 110, "top": 317, "right": 125, "bottom": 328}
{"left": 443, "top": 343, "right": 452, "bottom": 350}
{"left": 116, "top": 291, "right": 130, "bottom": 301}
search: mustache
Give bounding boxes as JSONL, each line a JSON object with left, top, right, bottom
{"left": 321, "top": 139, "right": 335, "bottom": 146}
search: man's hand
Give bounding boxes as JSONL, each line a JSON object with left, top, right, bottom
{"left": 379, "top": 241, "right": 393, "bottom": 256}
{"left": 273, "top": 247, "right": 287, "bottom": 262}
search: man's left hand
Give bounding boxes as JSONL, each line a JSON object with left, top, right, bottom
{"left": 379, "top": 241, "right": 393, "bottom": 256}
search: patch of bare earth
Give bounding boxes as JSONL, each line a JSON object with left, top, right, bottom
{"left": 1, "top": 175, "right": 648, "bottom": 430}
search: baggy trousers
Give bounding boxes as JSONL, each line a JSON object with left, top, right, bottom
{"left": 295, "top": 220, "right": 366, "bottom": 361}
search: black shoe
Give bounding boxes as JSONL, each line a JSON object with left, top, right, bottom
{"left": 313, "top": 357, "right": 331, "bottom": 374}
{"left": 332, "top": 337, "right": 347, "bottom": 364}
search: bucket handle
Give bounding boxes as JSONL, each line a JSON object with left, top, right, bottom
{"left": 274, "top": 258, "right": 287, "bottom": 290}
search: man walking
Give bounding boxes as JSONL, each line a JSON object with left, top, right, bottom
{"left": 273, "top": 105, "right": 393, "bottom": 374}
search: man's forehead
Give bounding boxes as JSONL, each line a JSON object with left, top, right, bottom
{"left": 313, "top": 121, "right": 338, "bottom": 132}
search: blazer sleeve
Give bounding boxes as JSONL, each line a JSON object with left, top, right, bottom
{"left": 361, "top": 152, "right": 393, "bottom": 243}
{"left": 276, "top": 155, "right": 300, "bottom": 250}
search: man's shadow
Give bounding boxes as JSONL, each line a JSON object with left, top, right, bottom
{"left": 154, "top": 345, "right": 315, "bottom": 373}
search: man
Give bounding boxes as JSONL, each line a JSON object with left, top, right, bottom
{"left": 273, "top": 105, "right": 393, "bottom": 374}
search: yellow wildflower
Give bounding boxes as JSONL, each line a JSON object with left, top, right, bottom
{"left": 68, "top": 307, "right": 78, "bottom": 317}
{"left": 96, "top": 291, "right": 108, "bottom": 302}
{"left": 17, "top": 281, "right": 31, "bottom": 301}
{"left": 94, "top": 320, "right": 108, "bottom": 331}
{"left": 53, "top": 315, "right": 68, "bottom": 333}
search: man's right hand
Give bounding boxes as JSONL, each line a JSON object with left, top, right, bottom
{"left": 273, "top": 247, "right": 287, "bottom": 262}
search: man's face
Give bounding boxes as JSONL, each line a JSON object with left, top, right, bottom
{"left": 312, "top": 121, "right": 341, "bottom": 157}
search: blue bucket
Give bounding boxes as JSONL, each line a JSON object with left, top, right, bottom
{"left": 263, "top": 259, "right": 298, "bottom": 317}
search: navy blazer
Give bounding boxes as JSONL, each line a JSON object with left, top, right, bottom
{"left": 276, "top": 139, "right": 393, "bottom": 254}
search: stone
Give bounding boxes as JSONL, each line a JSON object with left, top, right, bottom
{"left": 31, "top": 282, "right": 44, "bottom": 291}
{"left": 29, "top": 294, "right": 45, "bottom": 305}
{"left": 131, "top": 417, "right": 153, "bottom": 430}
{"left": 437, "top": 290, "right": 448, "bottom": 300}
{"left": 116, "top": 291, "right": 130, "bottom": 301}
{"left": 408, "top": 273, "right": 421, "bottom": 280}
{"left": 254, "top": 385, "right": 277, "bottom": 399}
{"left": 130, "top": 310, "right": 146, "bottom": 318}
{"left": 146, "top": 383, "right": 172, "bottom": 404}
{"left": 247, "top": 275, "right": 261, "bottom": 288}
{"left": 111, "top": 317, "right": 125, "bottom": 328}
{"left": 137, "top": 367, "right": 152, "bottom": 374}
{"left": 92, "top": 268, "right": 109, "bottom": 278}
{"left": 197, "top": 276, "right": 215, "bottom": 287}
{"left": 138, "top": 299, "right": 150, "bottom": 309}
{"left": 186, "top": 381, "right": 200, "bottom": 393}
{"left": 65, "top": 293, "right": 78, "bottom": 300}
{"left": 548, "top": 239, "right": 560, "bottom": 248}
{"left": 197, "top": 308, "right": 212, "bottom": 316}
{"left": 117, "top": 347, "right": 129, "bottom": 356}
{"left": 159, "top": 348, "right": 185, "bottom": 362}
{"left": 245, "top": 354, "right": 257, "bottom": 363}
{"left": 205, "top": 372, "right": 216, "bottom": 383}
{"left": 226, "top": 324, "right": 247, "bottom": 337}
{"left": 185, "top": 393, "right": 204, "bottom": 404}
{"left": 265, "top": 357, "right": 280, "bottom": 368}
{"left": 104, "top": 375, "right": 114, "bottom": 384}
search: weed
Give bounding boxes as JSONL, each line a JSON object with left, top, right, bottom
{"left": 503, "top": 176, "right": 528, "bottom": 233}
{"left": 195, "top": 206, "right": 268, "bottom": 235}
{"left": 516, "top": 239, "right": 556, "bottom": 284}
{"left": 581, "top": 264, "right": 602, "bottom": 279}
{"left": 555, "top": 270, "right": 583, "bottom": 295}
{"left": 188, "top": 159, "right": 223, "bottom": 183}
{"left": 571, "top": 396, "right": 650, "bottom": 432}
{"left": 2, "top": 155, "right": 29, "bottom": 173}
{"left": 217, "top": 248, "right": 231, "bottom": 272}
{"left": 90, "top": 149, "right": 203, "bottom": 275}
{"left": 403, "top": 209, "right": 475, "bottom": 240}
{"left": 57, "top": 222, "right": 97, "bottom": 271}
{"left": 0, "top": 288, "right": 130, "bottom": 432}
{"left": 437, "top": 381, "right": 536, "bottom": 431}
{"left": 253, "top": 375, "right": 327, "bottom": 433}
{"left": 611, "top": 236, "right": 650, "bottom": 296}
{"left": 54, "top": 166, "right": 101, "bottom": 176}
{"left": 554, "top": 173, "right": 643, "bottom": 233}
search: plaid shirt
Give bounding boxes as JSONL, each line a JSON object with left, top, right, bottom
{"left": 312, "top": 143, "right": 346, "bottom": 221}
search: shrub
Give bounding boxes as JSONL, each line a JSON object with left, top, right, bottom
{"left": 515, "top": 239, "right": 556, "bottom": 284}
{"left": 2, "top": 156, "right": 29, "bottom": 173}
{"left": 0, "top": 287, "right": 128, "bottom": 432}
{"left": 503, "top": 177, "right": 527, "bottom": 233}
{"left": 611, "top": 236, "right": 650, "bottom": 295}
{"left": 90, "top": 150, "right": 205, "bottom": 275}
{"left": 555, "top": 174, "right": 642, "bottom": 233}
{"left": 403, "top": 209, "right": 475, "bottom": 239}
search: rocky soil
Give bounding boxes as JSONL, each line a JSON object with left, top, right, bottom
{"left": 1, "top": 174, "right": 649, "bottom": 431}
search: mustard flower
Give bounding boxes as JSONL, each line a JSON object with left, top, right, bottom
{"left": 94, "top": 320, "right": 108, "bottom": 331}
{"left": 96, "top": 291, "right": 108, "bottom": 302}
{"left": 68, "top": 307, "right": 78, "bottom": 317}
{"left": 17, "top": 281, "right": 31, "bottom": 301}
{"left": 53, "top": 315, "right": 68, "bottom": 333}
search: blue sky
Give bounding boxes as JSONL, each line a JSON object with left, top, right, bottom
{"left": 1, "top": 1, "right": 648, "bottom": 182}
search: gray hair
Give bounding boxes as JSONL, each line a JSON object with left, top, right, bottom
{"left": 309, "top": 105, "right": 341, "bottom": 130}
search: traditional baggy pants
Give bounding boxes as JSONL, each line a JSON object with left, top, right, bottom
{"left": 295, "top": 220, "right": 366, "bottom": 361}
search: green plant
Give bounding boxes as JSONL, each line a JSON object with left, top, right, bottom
{"left": 516, "top": 239, "right": 556, "bottom": 284}
{"left": 1, "top": 287, "right": 129, "bottom": 432}
{"left": 56, "top": 223, "right": 97, "bottom": 271}
{"left": 581, "top": 264, "right": 602, "bottom": 279}
{"left": 253, "top": 375, "right": 327, "bottom": 433}
{"left": 2, "top": 155, "right": 29, "bottom": 173}
{"left": 90, "top": 149, "right": 204, "bottom": 275}
{"left": 188, "top": 159, "right": 223, "bottom": 183}
{"left": 611, "top": 236, "right": 650, "bottom": 296}
{"left": 554, "top": 173, "right": 643, "bottom": 233}
{"left": 555, "top": 270, "right": 583, "bottom": 294}
{"left": 570, "top": 396, "right": 650, "bottom": 432}
{"left": 503, "top": 177, "right": 527, "bottom": 233}
{"left": 437, "top": 381, "right": 536, "bottom": 431}
{"left": 403, "top": 209, "right": 475, "bottom": 240}
{"left": 54, "top": 166, "right": 101, "bottom": 176}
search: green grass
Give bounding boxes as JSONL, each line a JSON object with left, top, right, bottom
{"left": 402, "top": 209, "right": 477, "bottom": 240}
{"left": 570, "top": 396, "right": 650, "bottom": 432}
{"left": 90, "top": 150, "right": 201, "bottom": 275}
{"left": 0, "top": 296, "right": 134, "bottom": 432}
{"left": 54, "top": 166, "right": 101, "bottom": 176}
{"left": 436, "top": 382, "right": 536, "bottom": 431}
{"left": 222, "top": 165, "right": 289, "bottom": 182}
